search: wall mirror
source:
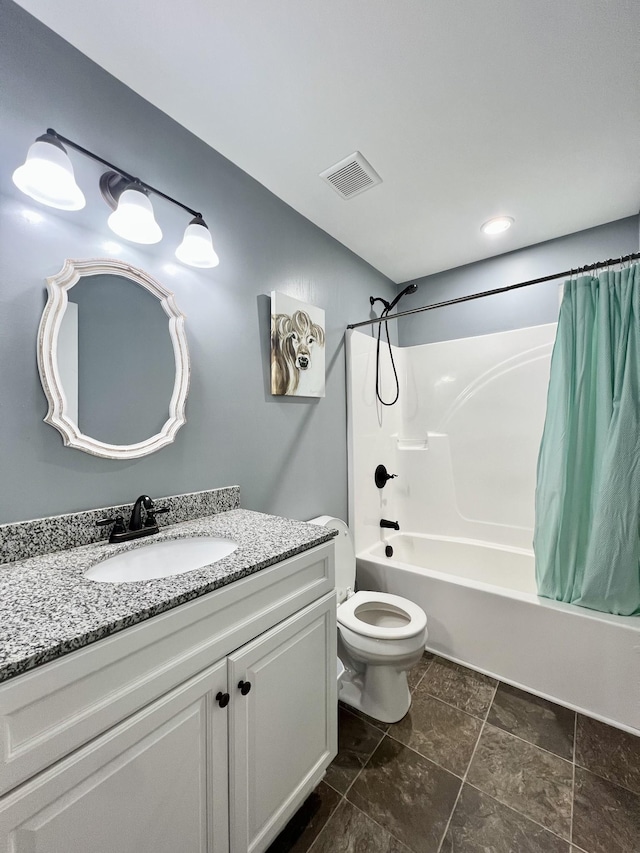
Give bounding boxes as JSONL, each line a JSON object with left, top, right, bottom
{"left": 37, "top": 258, "right": 190, "bottom": 459}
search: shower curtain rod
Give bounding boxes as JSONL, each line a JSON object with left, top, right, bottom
{"left": 346, "top": 251, "right": 640, "bottom": 330}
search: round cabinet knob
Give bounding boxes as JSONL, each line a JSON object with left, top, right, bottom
{"left": 216, "top": 691, "right": 230, "bottom": 708}
{"left": 238, "top": 680, "right": 252, "bottom": 695}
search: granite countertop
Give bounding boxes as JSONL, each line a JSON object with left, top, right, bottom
{"left": 0, "top": 509, "right": 336, "bottom": 684}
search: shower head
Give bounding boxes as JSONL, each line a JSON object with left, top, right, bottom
{"left": 387, "top": 283, "right": 418, "bottom": 312}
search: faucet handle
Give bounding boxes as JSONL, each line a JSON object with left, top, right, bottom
{"left": 96, "top": 515, "right": 126, "bottom": 535}
{"left": 375, "top": 465, "right": 398, "bottom": 489}
{"left": 144, "top": 506, "right": 170, "bottom": 527}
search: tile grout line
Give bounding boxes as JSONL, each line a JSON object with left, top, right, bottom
{"left": 435, "top": 680, "right": 498, "bottom": 853}
{"left": 304, "top": 787, "right": 345, "bottom": 853}
{"left": 570, "top": 712, "right": 577, "bottom": 847}
{"left": 408, "top": 652, "right": 436, "bottom": 693}
{"left": 346, "top": 798, "right": 414, "bottom": 853}
{"left": 480, "top": 719, "right": 575, "bottom": 765}
{"left": 572, "top": 758, "right": 640, "bottom": 799}
{"left": 340, "top": 727, "right": 386, "bottom": 800}
{"left": 435, "top": 719, "right": 487, "bottom": 852}
{"left": 460, "top": 681, "right": 574, "bottom": 845}
{"left": 414, "top": 684, "right": 495, "bottom": 724}
{"left": 463, "top": 780, "right": 573, "bottom": 846}
{"left": 339, "top": 702, "right": 388, "bottom": 735}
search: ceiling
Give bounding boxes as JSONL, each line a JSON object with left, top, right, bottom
{"left": 13, "top": 0, "right": 640, "bottom": 283}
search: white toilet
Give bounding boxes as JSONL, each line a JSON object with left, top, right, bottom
{"left": 309, "top": 516, "right": 428, "bottom": 723}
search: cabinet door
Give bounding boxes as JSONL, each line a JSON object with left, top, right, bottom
{"left": 228, "top": 592, "right": 337, "bottom": 853}
{"left": 0, "top": 660, "right": 229, "bottom": 853}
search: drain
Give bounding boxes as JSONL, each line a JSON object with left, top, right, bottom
{"left": 385, "top": 545, "right": 394, "bottom": 558}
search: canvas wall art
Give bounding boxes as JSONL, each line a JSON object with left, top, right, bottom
{"left": 270, "top": 292, "right": 325, "bottom": 397}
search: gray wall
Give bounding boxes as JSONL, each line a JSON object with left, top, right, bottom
{"left": 0, "top": 0, "right": 393, "bottom": 524}
{"left": 397, "top": 216, "right": 639, "bottom": 346}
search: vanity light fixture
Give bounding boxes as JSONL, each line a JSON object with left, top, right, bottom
{"left": 12, "top": 133, "right": 86, "bottom": 210}
{"left": 481, "top": 216, "right": 514, "bottom": 235}
{"left": 107, "top": 184, "right": 163, "bottom": 244}
{"left": 175, "top": 216, "right": 219, "bottom": 268}
{"left": 12, "top": 129, "right": 219, "bottom": 268}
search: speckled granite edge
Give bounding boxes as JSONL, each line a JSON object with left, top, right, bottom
{"left": 0, "top": 509, "right": 336, "bottom": 683}
{"left": 0, "top": 486, "right": 240, "bottom": 565}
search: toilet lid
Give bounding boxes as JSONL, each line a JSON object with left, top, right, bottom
{"left": 337, "top": 590, "right": 427, "bottom": 640}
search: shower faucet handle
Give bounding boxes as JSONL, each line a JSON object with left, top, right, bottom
{"left": 375, "top": 464, "right": 398, "bottom": 489}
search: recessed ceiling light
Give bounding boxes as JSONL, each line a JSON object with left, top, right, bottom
{"left": 481, "top": 216, "right": 514, "bottom": 235}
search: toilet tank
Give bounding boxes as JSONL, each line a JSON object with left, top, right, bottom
{"left": 307, "top": 516, "right": 355, "bottom": 603}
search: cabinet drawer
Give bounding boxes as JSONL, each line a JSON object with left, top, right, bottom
{"left": 0, "top": 541, "right": 334, "bottom": 795}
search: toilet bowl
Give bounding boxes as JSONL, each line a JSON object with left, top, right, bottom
{"left": 309, "top": 516, "right": 428, "bottom": 723}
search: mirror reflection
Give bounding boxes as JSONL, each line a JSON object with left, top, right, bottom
{"left": 58, "top": 273, "right": 176, "bottom": 446}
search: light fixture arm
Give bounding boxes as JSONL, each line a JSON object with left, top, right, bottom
{"left": 46, "top": 128, "right": 202, "bottom": 219}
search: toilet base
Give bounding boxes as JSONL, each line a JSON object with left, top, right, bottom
{"left": 339, "top": 664, "right": 411, "bottom": 723}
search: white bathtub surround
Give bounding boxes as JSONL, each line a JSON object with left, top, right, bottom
{"left": 347, "top": 325, "right": 640, "bottom": 733}
{"left": 347, "top": 324, "right": 557, "bottom": 553}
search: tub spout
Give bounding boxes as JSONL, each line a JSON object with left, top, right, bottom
{"left": 380, "top": 519, "right": 400, "bottom": 531}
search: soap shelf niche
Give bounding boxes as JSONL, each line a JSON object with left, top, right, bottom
{"left": 395, "top": 437, "right": 429, "bottom": 451}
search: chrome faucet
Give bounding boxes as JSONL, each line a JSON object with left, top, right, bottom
{"left": 96, "top": 494, "right": 170, "bottom": 543}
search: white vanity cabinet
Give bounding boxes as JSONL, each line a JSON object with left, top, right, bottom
{"left": 0, "top": 541, "right": 337, "bottom": 853}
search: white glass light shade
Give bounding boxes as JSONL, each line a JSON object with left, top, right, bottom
{"left": 481, "top": 216, "right": 514, "bottom": 235}
{"left": 175, "top": 219, "right": 219, "bottom": 268}
{"left": 107, "top": 187, "right": 162, "bottom": 244}
{"left": 12, "top": 138, "right": 86, "bottom": 210}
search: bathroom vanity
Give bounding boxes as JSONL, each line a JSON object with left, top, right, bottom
{"left": 0, "top": 500, "right": 337, "bottom": 853}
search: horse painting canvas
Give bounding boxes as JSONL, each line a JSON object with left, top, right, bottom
{"left": 270, "top": 292, "right": 325, "bottom": 397}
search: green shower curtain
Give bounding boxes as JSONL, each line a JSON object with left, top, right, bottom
{"left": 534, "top": 263, "right": 640, "bottom": 616}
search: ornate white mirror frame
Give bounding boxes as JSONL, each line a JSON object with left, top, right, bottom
{"left": 37, "top": 258, "right": 190, "bottom": 459}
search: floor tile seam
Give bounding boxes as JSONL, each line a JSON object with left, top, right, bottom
{"left": 482, "top": 680, "right": 500, "bottom": 722}
{"left": 340, "top": 702, "right": 388, "bottom": 735}
{"left": 435, "top": 719, "right": 487, "bottom": 853}
{"left": 572, "top": 760, "right": 640, "bottom": 798}
{"left": 409, "top": 655, "right": 436, "bottom": 693}
{"left": 345, "top": 730, "right": 464, "bottom": 853}
{"left": 482, "top": 718, "right": 575, "bottom": 765}
{"left": 345, "top": 797, "right": 414, "bottom": 853}
{"left": 305, "top": 789, "right": 345, "bottom": 853}
{"left": 384, "top": 728, "right": 465, "bottom": 780}
{"left": 372, "top": 731, "right": 465, "bottom": 785}
{"left": 570, "top": 714, "right": 577, "bottom": 846}
{"left": 463, "top": 779, "right": 572, "bottom": 843}
{"left": 409, "top": 688, "right": 487, "bottom": 725}
{"left": 338, "top": 726, "right": 387, "bottom": 799}
{"left": 413, "top": 685, "right": 492, "bottom": 722}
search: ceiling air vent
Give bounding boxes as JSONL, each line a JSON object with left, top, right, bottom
{"left": 320, "top": 151, "right": 382, "bottom": 199}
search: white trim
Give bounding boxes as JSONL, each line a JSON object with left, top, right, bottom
{"left": 37, "top": 258, "right": 190, "bottom": 459}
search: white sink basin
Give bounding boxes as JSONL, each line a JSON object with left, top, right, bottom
{"left": 85, "top": 536, "right": 238, "bottom": 583}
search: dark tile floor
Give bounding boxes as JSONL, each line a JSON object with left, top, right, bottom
{"left": 267, "top": 653, "right": 640, "bottom": 853}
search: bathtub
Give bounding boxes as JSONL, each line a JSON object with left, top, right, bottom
{"left": 356, "top": 533, "right": 640, "bottom": 734}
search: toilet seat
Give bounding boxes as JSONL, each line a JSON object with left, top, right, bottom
{"left": 337, "top": 591, "right": 427, "bottom": 640}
